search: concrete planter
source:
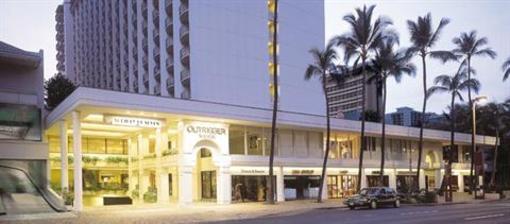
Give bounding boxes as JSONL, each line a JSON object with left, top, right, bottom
{"left": 485, "top": 193, "right": 501, "bottom": 200}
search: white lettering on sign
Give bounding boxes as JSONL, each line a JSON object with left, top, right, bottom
{"left": 186, "top": 125, "right": 226, "bottom": 139}
{"left": 108, "top": 116, "right": 163, "bottom": 128}
{"left": 240, "top": 169, "right": 266, "bottom": 174}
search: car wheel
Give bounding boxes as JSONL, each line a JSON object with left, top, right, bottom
{"left": 349, "top": 206, "right": 355, "bottom": 210}
{"left": 394, "top": 199, "right": 400, "bottom": 208}
{"left": 370, "top": 200, "right": 377, "bottom": 209}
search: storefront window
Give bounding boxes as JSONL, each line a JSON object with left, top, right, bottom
{"left": 366, "top": 175, "right": 389, "bottom": 187}
{"left": 87, "top": 138, "right": 106, "bottom": 154}
{"left": 106, "top": 139, "right": 126, "bottom": 154}
{"left": 308, "top": 131, "right": 323, "bottom": 158}
{"left": 263, "top": 128, "right": 273, "bottom": 156}
{"left": 293, "top": 131, "right": 307, "bottom": 157}
{"left": 247, "top": 127, "right": 264, "bottom": 155}
{"left": 284, "top": 175, "right": 321, "bottom": 200}
{"left": 328, "top": 175, "right": 359, "bottom": 198}
{"left": 461, "top": 146, "right": 471, "bottom": 163}
{"left": 231, "top": 175, "right": 275, "bottom": 202}
{"left": 396, "top": 175, "right": 418, "bottom": 193}
{"left": 229, "top": 126, "right": 245, "bottom": 155}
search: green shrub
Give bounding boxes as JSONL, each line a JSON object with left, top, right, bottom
{"left": 142, "top": 186, "right": 158, "bottom": 203}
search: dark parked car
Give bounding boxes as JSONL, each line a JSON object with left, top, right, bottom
{"left": 343, "top": 187, "right": 400, "bottom": 209}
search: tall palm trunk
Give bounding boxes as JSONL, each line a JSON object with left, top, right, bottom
{"left": 357, "top": 54, "right": 367, "bottom": 192}
{"left": 318, "top": 72, "right": 331, "bottom": 203}
{"left": 416, "top": 54, "right": 427, "bottom": 192}
{"left": 379, "top": 78, "right": 387, "bottom": 185}
{"left": 489, "top": 118, "right": 500, "bottom": 188}
{"left": 467, "top": 57, "right": 476, "bottom": 194}
{"left": 267, "top": 0, "right": 278, "bottom": 204}
{"left": 446, "top": 93, "right": 456, "bottom": 202}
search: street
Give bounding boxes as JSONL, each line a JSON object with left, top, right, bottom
{"left": 207, "top": 201, "right": 510, "bottom": 224}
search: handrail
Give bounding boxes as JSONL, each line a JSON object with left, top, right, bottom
{"left": 0, "top": 164, "right": 67, "bottom": 212}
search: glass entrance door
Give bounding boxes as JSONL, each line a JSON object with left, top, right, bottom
{"left": 201, "top": 171, "right": 217, "bottom": 200}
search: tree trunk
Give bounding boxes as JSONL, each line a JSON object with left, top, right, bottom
{"left": 267, "top": 0, "right": 278, "bottom": 205}
{"left": 468, "top": 57, "right": 476, "bottom": 195}
{"left": 318, "top": 72, "right": 331, "bottom": 203}
{"left": 379, "top": 77, "right": 387, "bottom": 185}
{"left": 489, "top": 122, "right": 499, "bottom": 189}
{"left": 416, "top": 54, "right": 427, "bottom": 192}
{"left": 446, "top": 93, "right": 456, "bottom": 202}
{"left": 357, "top": 55, "right": 367, "bottom": 193}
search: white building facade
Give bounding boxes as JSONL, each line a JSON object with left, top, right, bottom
{"left": 45, "top": 87, "right": 496, "bottom": 210}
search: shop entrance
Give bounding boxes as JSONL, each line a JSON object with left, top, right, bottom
{"left": 397, "top": 175, "right": 418, "bottom": 193}
{"left": 327, "top": 175, "right": 358, "bottom": 198}
{"left": 201, "top": 171, "right": 216, "bottom": 199}
{"left": 195, "top": 147, "right": 217, "bottom": 202}
{"left": 366, "top": 175, "right": 389, "bottom": 187}
{"left": 231, "top": 175, "right": 275, "bottom": 202}
{"left": 284, "top": 175, "right": 321, "bottom": 200}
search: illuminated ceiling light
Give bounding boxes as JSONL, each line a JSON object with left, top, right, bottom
{"left": 84, "top": 114, "right": 104, "bottom": 122}
{"left": 81, "top": 122, "right": 142, "bottom": 132}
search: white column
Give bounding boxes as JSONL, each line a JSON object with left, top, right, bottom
{"left": 458, "top": 174, "right": 464, "bottom": 192}
{"left": 157, "top": 168, "right": 170, "bottom": 204}
{"left": 127, "top": 138, "right": 135, "bottom": 193}
{"left": 419, "top": 169, "right": 426, "bottom": 190}
{"left": 178, "top": 165, "right": 193, "bottom": 204}
{"left": 435, "top": 169, "right": 443, "bottom": 189}
{"left": 72, "top": 111, "right": 83, "bottom": 211}
{"left": 140, "top": 171, "right": 150, "bottom": 197}
{"left": 276, "top": 166, "right": 285, "bottom": 202}
{"left": 360, "top": 169, "right": 367, "bottom": 188}
{"left": 389, "top": 169, "right": 397, "bottom": 189}
{"left": 59, "top": 120, "right": 69, "bottom": 192}
{"left": 216, "top": 166, "right": 231, "bottom": 205}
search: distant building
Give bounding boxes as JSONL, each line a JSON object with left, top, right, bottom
{"left": 0, "top": 41, "right": 47, "bottom": 186}
{"left": 385, "top": 107, "right": 421, "bottom": 127}
{"left": 385, "top": 107, "right": 444, "bottom": 127}
{"left": 326, "top": 74, "right": 381, "bottom": 121}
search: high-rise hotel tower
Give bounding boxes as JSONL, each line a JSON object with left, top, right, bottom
{"left": 56, "top": 0, "right": 326, "bottom": 115}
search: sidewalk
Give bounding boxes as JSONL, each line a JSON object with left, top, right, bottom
{"left": 0, "top": 199, "right": 346, "bottom": 224}
{"left": 2, "top": 197, "right": 506, "bottom": 224}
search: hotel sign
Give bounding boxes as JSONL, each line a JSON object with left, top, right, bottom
{"left": 186, "top": 125, "right": 226, "bottom": 139}
{"left": 106, "top": 116, "right": 163, "bottom": 128}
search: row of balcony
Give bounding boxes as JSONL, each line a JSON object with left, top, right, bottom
{"left": 180, "top": 68, "right": 190, "bottom": 85}
{"left": 179, "top": 25, "right": 189, "bottom": 45}
{"left": 165, "top": 0, "right": 172, "bottom": 16}
{"left": 179, "top": 3, "right": 189, "bottom": 25}
{"left": 180, "top": 47, "right": 189, "bottom": 66}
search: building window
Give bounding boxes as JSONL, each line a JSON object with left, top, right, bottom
{"left": 229, "top": 126, "right": 245, "bottom": 155}
{"left": 247, "top": 127, "right": 264, "bottom": 156}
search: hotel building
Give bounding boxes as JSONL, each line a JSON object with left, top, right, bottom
{"left": 47, "top": 0, "right": 497, "bottom": 211}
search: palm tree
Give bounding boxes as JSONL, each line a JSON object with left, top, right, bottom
{"left": 406, "top": 13, "right": 456, "bottom": 191}
{"left": 452, "top": 30, "right": 496, "bottom": 193}
{"left": 483, "top": 103, "right": 506, "bottom": 189}
{"left": 368, "top": 41, "right": 416, "bottom": 185}
{"left": 305, "top": 41, "right": 339, "bottom": 203}
{"left": 427, "top": 65, "right": 480, "bottom": 202}
{"left": 333, "top": 4, "right": 396, "bottom": 192}
{"left": 503, "top": 57, "right": 510, "bottom": 81}
{"left": 267, "top": 0, "right": 278, "bottom": 204}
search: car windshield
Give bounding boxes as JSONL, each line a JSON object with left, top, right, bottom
{"left": 359, "top": 188, "right": 379, "bottom": 195}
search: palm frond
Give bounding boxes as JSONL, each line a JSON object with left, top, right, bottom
{"left": 429, "top": 17, "right": 450, "bottom": 48}
{"left": 429, "top": 50, "right": 458, "bottom": 63}
{"left": 426, "top": 86, "right": 448, "bottom": 99}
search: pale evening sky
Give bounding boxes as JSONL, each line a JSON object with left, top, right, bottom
{"left": 0, "top": 0, "right": 509, "bottom": 114}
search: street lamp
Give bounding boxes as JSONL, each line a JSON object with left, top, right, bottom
{"left": 471, "top": 95, "right": 487, "bottom": 199}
